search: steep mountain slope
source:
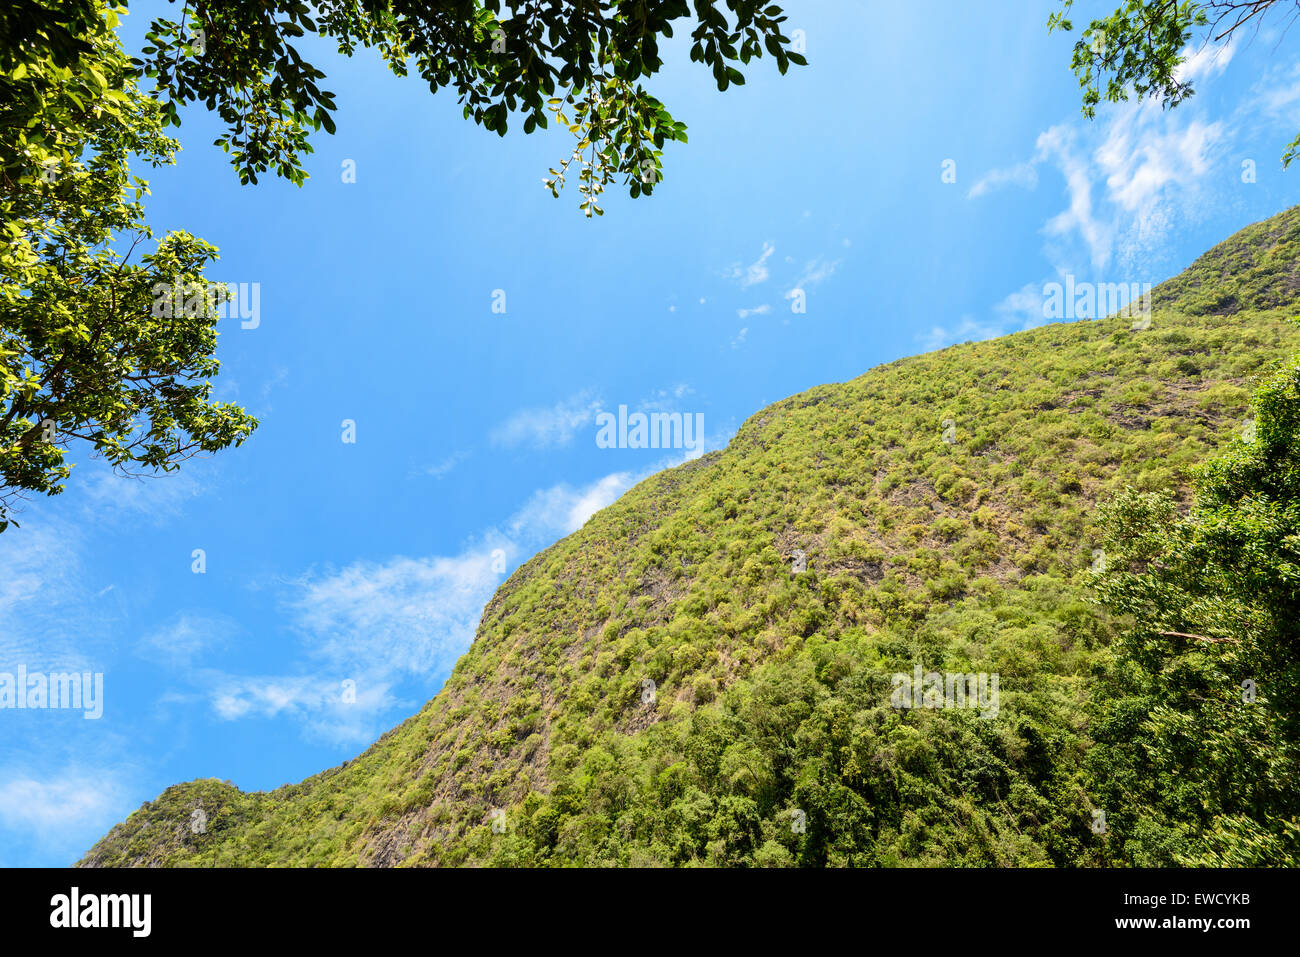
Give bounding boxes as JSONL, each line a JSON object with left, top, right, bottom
{"left": 83, "top": 207, "right": 1300, "bottom": 867}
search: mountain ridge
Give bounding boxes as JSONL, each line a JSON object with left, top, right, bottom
{"left": 82, "top": 206, "right": 1300, "bottom": 867}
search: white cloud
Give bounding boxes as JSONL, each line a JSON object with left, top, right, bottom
{"left": 566, "top": 473, "right": 634, "bottom": 530}
{"left": 971, "top": 40, "right": 1235, "bottom": 273}
{"left": 731, "top": 327, "right": 749, "bottom": 349}
{"left": 1097, "top": 109, "right": 1222, "bottom": 210}
{"left": 994, "top": 282, "right": 1049, "bottom": 329}
{"left": 0, "top": 770, "right": 124, "bottom": 830}
{"left": 196, "top": 469, "right": 650, "bottom": 744}
{"left": 137, "top": 614, "right": 238, "bottom": 668}
{"left": 1257, "top": 64, "right": 1300, "bottom": 113}
{"left": 968, "top": 161, "right": 1039, "bottom": 198}
{"left": 0, "top": 766, "right": 130, "bottom": 862}
{"left": 639, "top": 383, "right": 694, "bottom": 412}
{"left": 934, "top": 41, "right": 1246, "bottom": 353}
{"left": 785, "top": 256, "right": 842, "bottom": 302}
{"left": 207, "top": 547, "right": 504, "bottom": 744}
{"left": 0, "top": 520, "right": 135, "bottom": 864}
{"left": 1026, "top": 96, "right": 1226, "bottom": 271}
{"left": 737, "top": 304, "right": 771, "bottom": 319}
{"left": 75, "top": 462, "right": 206, "bottom": 524}
{"left": 795, "top": 257, "right": 841, "bottom": 288}
{"left": 1034, "top": 124, "right": 1117, "bottom": 269}
{"left": 1175, "top": 38, "right": 1235, "bottom": 86}
{"left": 293, "top": 552, "right": 501, "bottom": 671}
{"left": 1247, "top": 59, "right": 1300, "bottom": 136}
{"left": 0, "top": 517, "right": 110, "bottom": 669}
{"left": 0, "top": 522, "right": 71, "bottom": 623}
{"left": 211, "top": 674, "right": 392, "bottom": 726}
{"left": 421, "top": 450, "right": 469, "bottom": 479}
{"left": 259, "top": 365, "right": 289, "bottom": 401}
{"left": 918, "top": 315, "right": 1009, "bottom": 352}
{"left": 727, "top": 242, "right": 776, "bottom": 288}
{"left": 509, "top": 471, "right": 636, "bottom": 539}
{"left": 490, "top": 391, "right": 602, "bottom": 449}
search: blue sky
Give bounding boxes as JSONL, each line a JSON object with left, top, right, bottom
{"left": 2, "top": 0, "right": 1298, "bottom": 866}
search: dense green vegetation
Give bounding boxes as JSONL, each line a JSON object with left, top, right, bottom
{"left": 1089, "top": 352, "right": 1300, "bottom": 865}
{"left": 1, "top": 1, "right": 256, "bottom": 531}
{"left": 82, "top": 207, "right": 1300, "bottom": 867}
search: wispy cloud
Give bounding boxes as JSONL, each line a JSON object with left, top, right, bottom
{"left": 967, "top": 161, "right": 1038, "bottom": 198}
{"left": 0, "top": 516, "right": 135, "bottom": 865}
{"left": 971, "top": 41, "right": 1235, "bottom": 272}
{"left": 638, "top": 383, "right": 694, "bottom": 412}
{"left": 137, "top": 614, "right": 239, "bottom": 669}
{"left": 930, "top": 39, "right": 1249, "bottom": 354}
{"left": 784, "top": 256, "right": 842, "bottom": 304}
{"left": 0, "top": 516, "right": 111, "bottom": 669}
{"left": 191, "top": 468, "right": 651, "bottom": 745}
{"left": 76, "top": 463, "right": 206, "bottom": 524}
{"left": 727, "top": 242, "right": 776, "bottom": 288}
{"left": 1246, "top": 58, "right": 1300, "bottom": 140}
{"left": 1174, "top": 37, "right": 1236, "bottom": 86}
{"left": 994, "top": 282, "right": 1049, "bottom": 329}
{"left": 508, "top": 471, "right": 636, "bottom": 539}
{"left": 490, "top": 391, "right": 603, "bottom": 449}
{"left": 420, "top": 450, "right": 470, "bottom": 479}
{"left": 0, "top": 765, "right": 132, "bottom": 864}
{"left": 795, "top": 257, "right": 841, "bottom": 287}
{"left": 1255, "top": 63, "right": 1300, "bottom": 113}
{"left": 920, "top": 281, "right": 1053, "bottom": 349}
{"left": 205, "top": 546, "right": 503, "bottom": 744}
{"left": 918, "top": 314, "right": 1009, "bottom": 352}
{"left": 1034, "top": 124, "right": 1117, "bottom": 270}
{"left": 259, "top": 365, "right": 290, "bottom": 402}
{"left": 737, "top": 304, "right": 771, "bottom": 319}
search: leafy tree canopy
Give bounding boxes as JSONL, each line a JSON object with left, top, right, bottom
{"left": 1050, "top": 0, "right": 1300, "bottom": 167}
{"left": 1090, "top": 341, "right": 1300, "bottom": 864}
{"left": 6, "top": 0, "right": 806, "bottom": 214}
{"left": 0, "top": 2, "right": 256, "bottom": 531}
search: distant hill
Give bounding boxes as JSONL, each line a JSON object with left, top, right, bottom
{"left": 82, "top": 206, "right": 1300, "bottom": 867}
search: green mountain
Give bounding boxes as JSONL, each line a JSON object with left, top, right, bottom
{"left": 82, "top": 207, "right": 1300, "bottom": 867}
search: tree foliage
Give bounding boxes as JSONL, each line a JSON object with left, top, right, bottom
{"left": 0, "top": 2, "right": 256, "bottom": 531}
{"left": 1050, "top": 0, "right": 1300, "bottom": 167}
{"left": 1089, "top": 346, "right": 1300, "bottom": 865}
{"left": 10, "top": 0, "right": 805, "bottom": 213}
